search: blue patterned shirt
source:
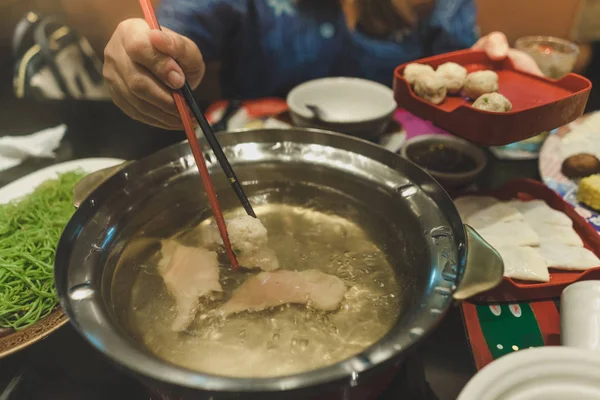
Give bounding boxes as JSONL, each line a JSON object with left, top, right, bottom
{"left": 158, "top": 0, "right": 479, "bottom": 99}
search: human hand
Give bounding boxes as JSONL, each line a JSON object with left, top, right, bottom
{"left": 103, "top": 18, "right": 205, "bottom": 130}
{"left": 472, "top": 32, "right": 544, "bottom": 77}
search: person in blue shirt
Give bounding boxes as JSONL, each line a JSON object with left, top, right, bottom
{"left": 102, "top": 0, "right": 541, "bottom": 130}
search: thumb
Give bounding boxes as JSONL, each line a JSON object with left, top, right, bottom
{"left": 149, "top": 29, "right": 206, "bottom": 89}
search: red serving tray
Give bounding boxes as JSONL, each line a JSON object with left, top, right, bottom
{"left": 394, "top": 50, "right": 592, "bottom": 146}
{"left": 456, "top": 179, "right": 600, "bottom": 302}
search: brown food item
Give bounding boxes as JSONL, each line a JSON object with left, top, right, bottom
{"left": 561, "top": 153, "right": 600, "bottom": 179}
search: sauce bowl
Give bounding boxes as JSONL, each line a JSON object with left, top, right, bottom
{"left": 401, "top": 134, "right": 487, "bottom": 188}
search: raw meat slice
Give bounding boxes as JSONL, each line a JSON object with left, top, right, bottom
{"left": 466, "top": 202, "right": 523, "bottom": 230}
{"left": 496, "top": 246, "right": 550, "bottom": 283}
{"left": 159, "top": 241, "right": 223, "bottom": 331}
{"left": 477, "top": 220, "right": 540, "bottom": 248}
{"left": 536, "top": 243, "right": 600, "bottom": 271}
{"left": 220, "top": 270, "right": 347, "bottom": 316}
{"left": 454, "top": 196, "right": 500, "bottom": 221}
{"left": 201, "top": 216, "right": 280, "bottom": 271}
{"left": 508, "top": 199, "right": 572, "bottom": 227}
{"left": 528, "top": 222, "right": 584, "bottom": 247}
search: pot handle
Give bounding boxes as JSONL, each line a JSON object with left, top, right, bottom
{"left": 73, "top": 161, "right": 131, "bottom": 208}
{"left": 453, "top": 225, "right": 504, "bottom": 300}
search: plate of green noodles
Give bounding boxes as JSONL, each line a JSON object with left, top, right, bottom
{"left": 0, "top": 158, "right": 123, "bottom": 357}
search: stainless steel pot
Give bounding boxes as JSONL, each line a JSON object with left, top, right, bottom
{"left": 55, "top": 128, "right": 503, "bottom": 400}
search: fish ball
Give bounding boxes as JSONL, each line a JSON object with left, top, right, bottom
{"left": 413, "top": 75, "right": 447, "bottom": 105}
{"left": 472, "top": 92, "right": 512, "bottom": 112}
{"left": 403, "top": 63, "right": 435, "bottom": 85}
{"left": 463, "top": 70, "right": 499, "bottom": 99}
{"left": 436, "top": 62, "right": 467, "bottom": 94}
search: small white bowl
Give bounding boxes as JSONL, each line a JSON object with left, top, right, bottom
{"left": 286, "top": 77, "right": 396, "bottom": 139}
{"left": 401, "top": 134, "right": 487, "bottom": 188}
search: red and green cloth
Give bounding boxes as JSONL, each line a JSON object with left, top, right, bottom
{"left": 461, "top": 300, "right": 561, "bottom": 370}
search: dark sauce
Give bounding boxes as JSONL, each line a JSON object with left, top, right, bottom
{"left": 406, "top": 142, "right": 477, "bottom": 173}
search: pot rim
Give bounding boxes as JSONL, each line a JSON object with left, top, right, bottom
{"left": 56, "top": 128, "right": 467, "bottom": 392}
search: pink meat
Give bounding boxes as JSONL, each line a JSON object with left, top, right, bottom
{"left": 220, "top": 270, "right": 347, "bottom": 315}
{"left": 159, "top": 241, "right": 222, "bottom": 331}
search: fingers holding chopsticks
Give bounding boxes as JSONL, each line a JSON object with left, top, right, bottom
{"left": 148, "top": 27, "right": 205, "bottom": 90}
{"left": 103, "top": 18, "right": 205, "bottom": 130}
{"left": 107, "top": 73, "right": 184, "bottom": 130}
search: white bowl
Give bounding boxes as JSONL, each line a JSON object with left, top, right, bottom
{"left": 286, "top": 77, "right": 396, "bottom": 139}
{"left": 401, "top": 134, "right": 487, "bottom": 188}
{"left": 457, "top": 347, "right": 600, "bottom": 400}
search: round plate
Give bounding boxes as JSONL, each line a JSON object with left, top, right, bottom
{"left": 539, "top": 111, "right": 600, "bottom": 232}
{"left": 0, "top": 157, "right": 124, "bottom": 358}
{"left": 457, "top": 346, "right": 600, "bottom": 400}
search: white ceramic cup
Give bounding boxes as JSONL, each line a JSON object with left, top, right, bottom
{"left": 560, "top": 280, "right": 600, "bottom": 350}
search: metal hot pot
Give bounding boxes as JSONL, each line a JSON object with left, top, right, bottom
{"left": 55, "top": 128, "right": 503, "bottom": 400}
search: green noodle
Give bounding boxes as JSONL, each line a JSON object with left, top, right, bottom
{"left": 0, "top": 171, "right": 85, "bottom": 330}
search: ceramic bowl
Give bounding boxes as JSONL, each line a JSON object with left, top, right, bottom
{"left": 457, "top": 346, "right": 600, "bottom": 400}
{"left": 286, "top": 77, "right": 396, "bottom": 139}
{"left": 401, "top": 134, "right": 487, "bottom": 188}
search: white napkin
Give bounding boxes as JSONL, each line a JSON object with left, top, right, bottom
{"left": 0, "top": 124, "right": 66, "bottom": 171}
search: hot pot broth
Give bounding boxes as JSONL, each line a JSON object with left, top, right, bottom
{"left": 112, "top": 180, "right": 411, "bottom": 378}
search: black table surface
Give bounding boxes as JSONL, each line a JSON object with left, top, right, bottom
{"left": 0, "top": 76, "right": 541, "bottom": 399}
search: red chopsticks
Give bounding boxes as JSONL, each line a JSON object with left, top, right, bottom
{"left": 138, "top": 0, "right": 238, "bottom": 269}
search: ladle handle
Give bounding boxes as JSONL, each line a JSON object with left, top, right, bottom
{"left": 453, "top": 225, "right": 504, "bottom": 300}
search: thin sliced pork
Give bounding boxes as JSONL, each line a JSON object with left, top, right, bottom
{"left": 496, "top": 246, "right": 550, "bottom": 283}
{"left": 159, "top": 241, "right": 222, "bottom": 331}
{"left": 528, "top": 222, "right": 584, "bottom": 247}
{"left": 508, "top": 199, "right": 572, "bottom": 227}
{"left": 220, "top": 270, "right": 347, "bottom": 316}
{"left": 466, "top": 202, "right": 523, "bottom": 230}
{"left": 477, "top": 220, "right": 540, "bottom": 248}
{"left": 536, "top": 243, "right": 600, "bottom": 271}
{"left": 454, "top": 196, "right": 500, "bottom": 221}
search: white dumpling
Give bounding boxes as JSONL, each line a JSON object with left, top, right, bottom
{"left": 463, "top": 70, "right": 499, "bottom": 99}
{"left": 536, "top": 243, "right": 600, "bottom": 271}
{"left": 436, "top": 62, "right": 467, "bottom": 94}
{"left": 403, "top": 63, "right": 435, "bottom": 85}
{"left": 413, "top": 75, "right": 447, "bottom": 105}
{"left": 472, "top": 93, "right": 512, "bottom": 112}
{"left": 199, "top": 216, "right": 280, "bottom": 271}
{"left": 496, "top": 246, "right": 550, "bottom": 282}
